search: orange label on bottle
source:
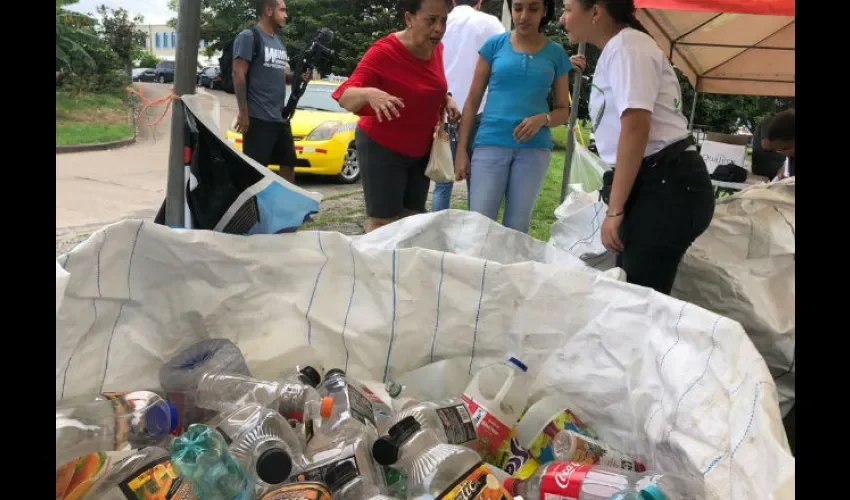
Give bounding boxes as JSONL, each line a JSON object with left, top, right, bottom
{"left": 261, "top": 482, "right": 333, "bottom": 500}
{"left": 437, "top": 462, "right": 513, "bottom": 500}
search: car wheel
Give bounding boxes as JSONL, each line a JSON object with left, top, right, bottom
{"left": 158, "top": 75, "right": 165, "bottom": 84}
{"left": 336, "top": 144, "right": 360, "bottom": 184}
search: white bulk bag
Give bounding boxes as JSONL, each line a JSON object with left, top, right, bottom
{"left": 56, "top": 212, "right": 794, "bottom": 499}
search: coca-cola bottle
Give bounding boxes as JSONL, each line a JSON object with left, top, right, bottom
{"left": 504, "top": 461, "right": 639, "bottom": 500}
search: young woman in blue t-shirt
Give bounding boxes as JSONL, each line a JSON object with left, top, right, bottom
{"left": 454, "top": 0, "right": 572, "bottom": 234}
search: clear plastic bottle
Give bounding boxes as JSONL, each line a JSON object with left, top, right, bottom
{"left": 207, "top": 405, "right": 308, "bottom": 495}
{"left": 327, "top": 460, "right": 398, "bottom": 500}
{"left": 56, "top": 390, "right": 178, "bottom": 469}
{"left": 462, "top": 357, "right": 531, "bottom": 459}
{"left": 318, "top": 369, "right": 382, "bottom": 435}
{"left": 301, "top": 433, "right": 386, "bottom": 493}
{"left": 84, "top": 446, "right": 197, "bottom": 499}
{"left": 504, "top": 461, "right": 638, "bottom": 500}
{"left": 170, "top": 423, "right": 253, "bottom": 500}
{"left": 372, "top": 416, "right": 512, "bottom": 499}
{"left": 391, "top": 398, "right": 478, "bottom": 447}
{"left": 321, "top": 370, "right": 395, "bottom": 436}
{"left": 386, "top": 358, "right": 474, "bottom": 406}
{"left": 552, "top": 430, "right": 646, "bottom": 472}
{"left": 636, "top": 472, "right": 706, "bottom": 500}
{"left": 195, "top": 371, "right": 328, "bottom": 425}
{"left": 159, "top": 339, "right": 252, "bottom": 432}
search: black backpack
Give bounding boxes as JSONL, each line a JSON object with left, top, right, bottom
{"left": 219, "top": 25, "right": 263, "bottom": 94}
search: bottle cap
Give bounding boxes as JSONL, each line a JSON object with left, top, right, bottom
{"left": 320, "top": 397, "right": 334, "bottom": 418}
{"left": 385, "top": 380, "right": 403, "bottom": 398}
{"left": 256, "top": 448, "right": 293, "bottom": 485}
{"left": 640, "top": 485, "right": 666, "bottom": 500}
{"left": 508, "top": 357, "right": 528, "bottom": 372}
{"left": 503, "top": 477, "right": 516, "bottom": 494}
{"left": 299, "top": 366, "right": 322, "bottom": 388}
{"left": 372, "top": 416, "right": 421, "bottom": 466}
{"left": 145, "top": 401, "right": 180, "bottom": 437}
{"left": 325, "top": 368, "right": 345, "bottom": 379}
{"left": 329, "top": 460, "right": 358, "bottom": 490}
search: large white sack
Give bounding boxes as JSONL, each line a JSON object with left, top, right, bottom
{"left": 56, "top": 261, "right": 70, "bottom": 314}
{"left": 672, "top": 179, "right": 795, "bottom": 416}
{"left": 55, "top": 214, "right": 794, "bottom": 500}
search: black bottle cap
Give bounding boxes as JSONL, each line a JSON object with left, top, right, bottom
{"left": 329, "top": 460, "right": 359, "bottom": 490}
{"left": 299, "top": 366, "right": 322, "bottom": 388}
{"left": 256, "top": 448, "right": 292, "bottom": 485}
{"left": 371, "top": 416, "right": 421, "bottom": 466}
{"left": 325, "top": 368, "right": 345, "bottom": 379}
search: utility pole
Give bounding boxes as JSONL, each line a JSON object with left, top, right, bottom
{"left": 560, "top": 42, "right": 586, "bottom": 203}
{"left": 165, "top": 0, "right": 202, "bottom": 227}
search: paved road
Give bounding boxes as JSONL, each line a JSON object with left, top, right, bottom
{"left": 56, "top": 83, "right": 362, "bottom": 234}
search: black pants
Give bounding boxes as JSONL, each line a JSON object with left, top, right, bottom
{"left": 614, "top": 149, "right": 715, "bottom": 295}
{"left": 243, "top": 118, "right": 297, "bottom": 170}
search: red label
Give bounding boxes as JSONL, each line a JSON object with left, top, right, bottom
{"left": 462, "top": 395, "right": 512, "bottom": 459}
{"left": 538, "top": 462, "right": 592, "bottom": 500}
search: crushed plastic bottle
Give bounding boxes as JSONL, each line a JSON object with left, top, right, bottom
{"left": 318, "top": 369, "right": 390, "bottom": 435}
{"left": 373, "top": 416, "right": 512, "bottom": 500}
{"left": 504, "top": 461, "right": 637, "bottom": 500}
{"left": 84, "top": 446, "right": 197, "bottom": 499}
{"left": 170, "top": 423, "right": 253, "bottom": 500}
{"left": 56, "top": 390, "right": 179, "bottom": 469}
{"left": 392, "top": 398, "right": 478, "bottom": 448}
{"left": 385, "top": 357, "right": 474, "bottom": 411}
{"left": 207, "top": 404, "right": 308, "bottom": 495}
{"left": 327, "top": 459, "right": 398, "bottom": 500}
{"left": 552, "top": 430, "right": 646, "bottom": 472}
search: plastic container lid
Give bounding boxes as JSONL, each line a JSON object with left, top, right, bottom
{"left": 640, "top": 485, "right": 666, "bottom": 500}
{"left": 508, "top": 357, "right": 529, "bottom": 372}
{"left": 372, "top": 416, "right": 421, "bottom": 466}
{"left": 299, "top": 366, "right": 322, "bottom": 388}
{"left": 325, "top": 368, "right": 346, "bottom": 379}
{"left": 320, "top": 397, "right": 334, "bottom": 418}
{"left": 145, "top": 401, "right": 180, "bottom": 437}
{"left": 256, "top": 448, "right": 293, "bottom": 485}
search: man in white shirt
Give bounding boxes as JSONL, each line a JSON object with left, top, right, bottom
{"left": 431, "top": 0, "right": 505, "bottom": 212}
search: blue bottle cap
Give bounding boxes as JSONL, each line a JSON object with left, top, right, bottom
{"left": 508, "top": 357, "right": 528, "bottom": 372}
{"left": 640, "top": 485, "right": 666, "bottom": 500}
{"left": 145, "top": 401, "right": 179, "bottom": 437}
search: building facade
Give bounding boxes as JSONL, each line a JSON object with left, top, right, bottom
{"left": 139, "top": 24, "right": 219, "bottom": 66}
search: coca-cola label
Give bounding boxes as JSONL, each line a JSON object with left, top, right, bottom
{"left": 539, "top": 462, "right": 593, "bottom": 500}
{"left": 436, "top": 462, "right": 512, "bottom": 500}
{"left": 462, "top": 395, "right": 513, "bottom": 460}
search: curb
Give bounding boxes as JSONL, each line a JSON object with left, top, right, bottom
{"left": 56, "top": 109, "right": 138, "bottom": 155}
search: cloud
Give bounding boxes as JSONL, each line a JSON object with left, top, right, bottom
{"left": 67, "top": 0, "right": 175, "bottom": 25}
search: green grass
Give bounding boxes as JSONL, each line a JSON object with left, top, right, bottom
{"left": 56, "top": 91, "right": 133, "bottom": 146}
{"left": 551, "top": 120, "right": 592, "bottom": 150}
{"left": 450, "top": 152, "right": 566, "bottom": 242}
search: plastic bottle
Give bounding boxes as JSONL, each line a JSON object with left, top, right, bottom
{"left": 159, "top": 339, "right": 252, "bottom": 432}
{"left": 462, "top": 357, "right": 531, "bottom": 459}
{"left": 636, "top": 472, "right": 706, "bottom": 500}
{"left": 170, "top": 423, "right": 253, "bottom": 500}
{"left": 552, "top": 430, "right": 646, "bottom": 472}
{"left": 385, "top": 357, "right": 474, "bottom": 409}
{"left": 372, "top": 416, "right": 512, "bottom": 499}
{"left": 504, "top": 461, "right": 639, "bottom": 500}
{"left": 327, "top": 460, "right": 398, "bottom": 500}
{"left": 83, "top": 446, "right": 197, "bottom": 499}
{"left": 207, "top": 404, "right": 308, "bottom": 494}
{"left": 318, "top": 369, "right": 392, "bottom": 435}
{"left": 56, "top": 390, "right": 179, "bottom": 469}
{"left": 391, "top": 398, "right": 478, "bottom": 447}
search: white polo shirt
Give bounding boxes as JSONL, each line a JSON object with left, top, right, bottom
{"left": 589, "top": 28, "right": 691, "bottom": 165}
{"left": 442, "top": 4, "right": 505, "bottom": 113}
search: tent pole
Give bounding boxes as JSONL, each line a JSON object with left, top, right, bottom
{"left": 560, "top": 42, "right": 586, "bottom": 204}
{"left": 165, "top": 0, "right": 202, "bottom": 228}
{"left": 688, "top": 90, "right": 698, "bottom": 132}
{"left": 501, "top": 0, "right": 511, "bottom": 29}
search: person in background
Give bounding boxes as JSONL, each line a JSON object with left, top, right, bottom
{"left": 431, "top": 0, "right": 506, "bottom": 212}
{"left": 751, "top": 114, "right": 787, "bottom": 179}
{"left": 455, "top": 0, "right": 572, "bottom": 234}
{"left": 332, "top": 0, "right": 461, "bottom": 233}
{"left": 561, "top": 0, "right": 714, "bottom": 295}
{"left": 761, "top": 108, "right": 795, "bottom": 181}
{"left": 232, "top": 0, "right": 307, "bottom": 183}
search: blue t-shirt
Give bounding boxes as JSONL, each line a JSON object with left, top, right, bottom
{"left": 475, "top": 32, "right": 572, "bottom": 150}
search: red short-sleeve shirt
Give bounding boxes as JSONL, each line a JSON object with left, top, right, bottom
{"left": 331, "top": 34, "right": 448, "bottom": 158}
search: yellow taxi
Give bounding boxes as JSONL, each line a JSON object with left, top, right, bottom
{"left": 225, "top": 80, "right": 361, "bottom": 183}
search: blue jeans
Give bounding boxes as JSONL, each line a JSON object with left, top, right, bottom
{"left": 431, "top": 116, "right": 480, "bottom": 212}
{"left": 468, "top": 146, "right": 552, "bottom": 234}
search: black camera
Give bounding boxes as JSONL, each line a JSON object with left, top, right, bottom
{"left": 283, "top": 28, "right": 335, "bottom": 122}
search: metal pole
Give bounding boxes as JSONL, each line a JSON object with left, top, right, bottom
{"left": 688, "top": 90, "right": 698, "bottom": 131}
{"left": 165, "top": 0, "right": 202, "bottom": 228}
{"left": 560, "top": 42, "right": 586, "bottom": 203}
{"left": 501, "top": 0, "right": 511, "bottom": 29}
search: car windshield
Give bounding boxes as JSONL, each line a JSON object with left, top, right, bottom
{"left": 295, "top": 85, "right": 345, "bottom": 113}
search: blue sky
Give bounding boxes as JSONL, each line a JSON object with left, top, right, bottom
{"left": 68, "top": 0, "right": 175, "bottom": 25}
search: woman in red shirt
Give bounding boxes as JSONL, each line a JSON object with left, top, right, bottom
{"left": 332, "top": 0, "right": 461, "bottom": 232}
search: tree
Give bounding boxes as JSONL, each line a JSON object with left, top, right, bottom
{"left": 56, "top": 0, "right": 98, "bottom": 70}
{"left": 138, "top": 51, "right": 160, "bottom": 68}
{"left": 96, "top": 5, "right": 147, "bottom": 80}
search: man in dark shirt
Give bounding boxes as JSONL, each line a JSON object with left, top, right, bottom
{"left": 232, "top": 0, "right": 302, "bottom": 182}
{"left": 761, "top": 109, "right": 795, "bottom": 180}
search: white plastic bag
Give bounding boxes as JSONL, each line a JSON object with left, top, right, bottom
{"left": 56, "top": 212, "right": 793, "bottom": 499}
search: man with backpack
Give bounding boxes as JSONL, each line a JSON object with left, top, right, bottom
{"left": 225, "top": 0, "right": 304, "bottom": 183}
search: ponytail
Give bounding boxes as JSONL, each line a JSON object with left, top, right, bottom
{"left": 625, "top": 11, "right": 650, "bottom": 35}
{"left": 579, "top": 0, "right": 651, "bottom": 36}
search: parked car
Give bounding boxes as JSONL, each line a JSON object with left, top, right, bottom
{"left": 132, "top": 68, "right": 156, "bottom": 82}
{"left": 154, "top": 60, "right": 175, "bottom": 84}
{"left": 197, "top": 66, "right": 222, "bottom": 89}
{"left": 225, "top": 81, "right": 361, "bottom": 184}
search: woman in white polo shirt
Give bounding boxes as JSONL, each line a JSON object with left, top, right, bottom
{"left": 561, "top": 0, "right": 715, "bottom": 295}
